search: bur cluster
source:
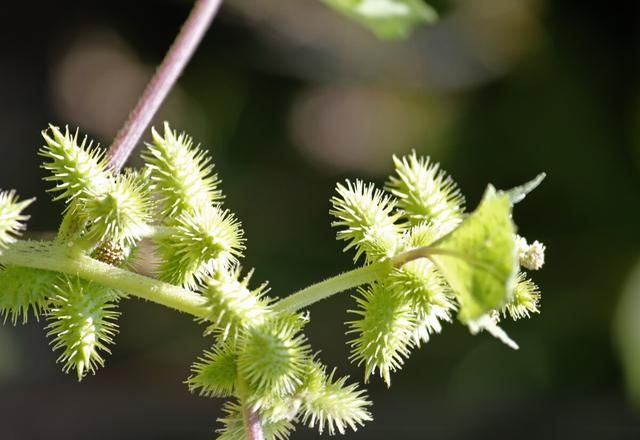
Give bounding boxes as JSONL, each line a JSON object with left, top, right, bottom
{"left": 331, "top": 152, "right": 545, "bottom": 385}
{"left": 1, "top": 123, "right": 372, "bottom": 439}
{"left": 0, "top": 123, "right": 545, "bottom": 440}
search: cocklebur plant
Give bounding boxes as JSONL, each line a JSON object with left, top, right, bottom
{"left": 0, "top": 1, "right": 548, "bottom": 438}
{"left": 0, "top": 121, "right": 546, "bottom": 439}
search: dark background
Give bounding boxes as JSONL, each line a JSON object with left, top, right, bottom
{"left": 1, "top": 0, "right": 639, "bottom": 438}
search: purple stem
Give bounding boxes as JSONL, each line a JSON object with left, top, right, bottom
{"left": 105, "top": 1, "right": 265, "bottom": 437}
{"left": 244, "top": 406, "right": 266, "bottom": 440}
{"left": 106, "top": 0, "right": 223, "bottom": 171}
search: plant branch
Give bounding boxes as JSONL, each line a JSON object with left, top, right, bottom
{"left": 107, "top": 0, "right": 223, "bottom": 171}
{"left": 236, "top": 377, "right": 265, "bottom": 440}
{"left": 0, "top": 241, "right": 208, "bottom": 318}
{"left": 274, "top": 246, "right": 459, "bottom": 314}
{"left": 273, "top": 262, "right": 391, "bottom": 315}
{"left": 0, "top": 241, "right": 458, "bottom": 318}
{"left": 243, "top": 407, "right": 265, "bottom": 440}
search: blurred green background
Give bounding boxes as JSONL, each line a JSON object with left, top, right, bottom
{"left": 1, "top": 0, "right": 639, "bottom": 438}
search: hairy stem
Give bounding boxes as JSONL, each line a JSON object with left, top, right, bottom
{"left": 107, "top": 0, "right": 223, "bottom": 171}
{"left": 0, "top": 241, "right": 208, "bottom": 318}
{"left": 236, "top": 377, "right": 265, "bottom": 440}
{"left": 274, "top": 246, "right": 452, "bottom": 314}
{"left": 243, "top": 407, "right": 265, "bottom": 440}
{"left": 0, "top": 241, "right": 448, "bottom": 318}
{"left": 273, "top": 262, "right": 392, "bottom": 315}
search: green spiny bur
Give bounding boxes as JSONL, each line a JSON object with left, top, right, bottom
{"left": 200, "top": 268, "right": 271, "bottom": 340}
{"left": 39, "top": 125, "right": 112, "bottom": 203}
{"left": 238, "top": 315, "right": 311, "bottom": 397}
{"left": 0, "top": 266, "right": 58, "bottom": 325}
{"left": 331, "top": 179, "right": 403, "bottom": 263}
{"left": 387, "top": 260, "right": 455, "bottom": 346}
{"left": 46, "top": 276, "right": 120, "bottom": 381}
{"left": 502, "top": 272, "right": 541, "bottom": 320}
{"left": 299, "top": 361, "right": 372, "bottom": 435}
{"left": 156, "top": 205, "right": 245, "bottom": 288}
{"left": 386, "top": 151, "right": 465, "bottom": 234}
{"left": 347, "top": 283, "right": 415, "bottom": 386}
{"left": 84, "top": 170, "right": 153, "bottom": 247}
{"left": 143, "top": 122, "right": 223, "bottom": 220}
{"left": 188, "top": 340, "right": 238, "bottom": 398}
{"left": 0, "top": 190, "right": 33, "bottom": 250}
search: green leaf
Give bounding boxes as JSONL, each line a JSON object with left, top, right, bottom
{"left": 323, "top": 0, "right": 438, "bottom": 40}
{"left": 429, "top": 185, "right": 518, "bottom": 323}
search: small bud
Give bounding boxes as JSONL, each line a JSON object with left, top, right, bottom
{"left": 92, "top": 240, "right": 131, "bottom": 266}
{"left": 503, "top": 273, "right": 541, "bottom": 320}
{"left": 516, "top": 235, "right": 546, "bottom": 270}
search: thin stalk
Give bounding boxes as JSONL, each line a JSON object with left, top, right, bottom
{"left": 389, "top": 245, "right": 460, "bottom": 267}
{"left": 107, "top": 0, "right": 223, "bottom": 171}
{"left": 274, "top": 246, "right": 454, "bottom": 314}
{"left": 273, "top": 262, "right": 391, "bottom": 315}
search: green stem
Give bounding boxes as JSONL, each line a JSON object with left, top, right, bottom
{"left": 0, "top": 241, "right": 452, "bottom": 320}
{"left": 0, "top": 241, "right": 208, "bottom": 318}
{"left": 389, "top": 245, "right": 459, "bottom": 267}
{"left": 273, "top": 261, "right": 391, "bottom": 315}
{"left": 273, "top": 246, "right": 456, "bottom": 314}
